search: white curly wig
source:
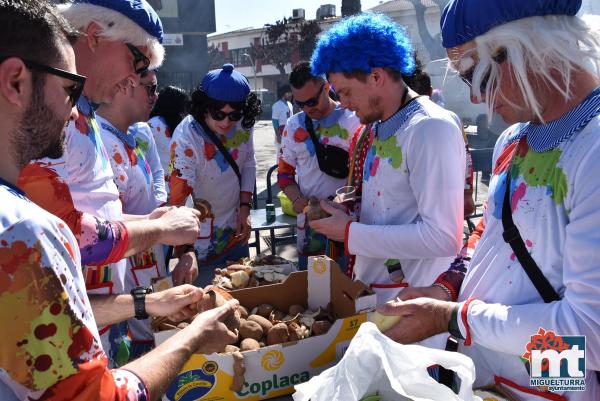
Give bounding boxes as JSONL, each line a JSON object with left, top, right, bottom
{"left": 57, "top": 2, "right": 164, "bottom": 69}
{"left": 453, "top": 14, "right": 600, "bottom": 123}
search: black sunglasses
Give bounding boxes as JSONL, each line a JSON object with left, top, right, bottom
{"left": 126, "top": 43, "right": 150, "bottom": 75}
{"left": 144, "top": 83, "right": 158, "bottom": 98}
{"left": 295, "top": 83, "right": 325, "bottom": 108}
{"left": 459, "top": 48, "right": 507, "bottom": 93}
{"left": 0, "top": 56, "right": 86, "bottom": 107}
{"left": 209, "top": 108, "right": 244, "bottom": 122}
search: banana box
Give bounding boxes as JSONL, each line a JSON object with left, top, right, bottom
{"left": 155, "top": 256, "right": 377, "bottom": 401}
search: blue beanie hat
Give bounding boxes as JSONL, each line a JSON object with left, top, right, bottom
{"left": 441, "top": 0, "right": 582, "bottom": 48}
{"left": 74, "top": 0, "right": 164, "bottom": 43}
{"left": 201, "top": 64, "right": 251, "bottom": 103}
{"left": 311, "top": 13, "right": 415, "bottom": 77}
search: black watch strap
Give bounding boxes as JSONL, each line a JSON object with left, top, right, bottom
{"left": 130, "top": 286, "right": 152, "bottom": 320}
{"left": 240, "top": 201, "right": 252, "bottom": 209}
{"left": 448, "top": 303, "right": 464, "bottom": 340}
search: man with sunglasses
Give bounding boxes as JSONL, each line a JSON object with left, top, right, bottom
{"left": 17, "top": 0, "right": 205, "bottom": 367}
{"left": 97, "top": 70, "right": 181, "bottom": 360}
{"left": 374, "top": 1, "right": 600, "bottom": 399}
{"left": 0, "top": 1, "right": 239, "bottom": 400}
{"left": 278, "top": 61, "right": 361, "bottom": 270}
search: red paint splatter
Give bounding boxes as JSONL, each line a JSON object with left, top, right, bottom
{"left": 0, "top": 240, "right": 6, "bottom": 246}
{"left": 34, "top": 355, "right": 52, "bottom": 371}
{"left": 510, "top": 253, "right": 516, "bottom": 261}
{"left": 50, "top": 303, "right": 61, "bottom": 315}
{"left": 204, "top": 143, "right": 217, "bottom": 160}
{"left": 293, "top": 127, "right": 310, "bottom": 143}
{"left": 511, "top": 182, "right": 527, "bottom": 212}
{"left": 113, "top": 153, "right": 123, "bottom": 164}
{"left": 370, "top": 156, "right": 380, "bottom": 177}
{"left": 34, "top": 323, "right": 57, "bottom": 340}
{"left": 74, "top": 114, "right": 89, "bottom": 135}
{"left": 322, "top": 137, "right": 329, "bottom": 144}
{"left": 231, "top": 148, "right": 239, "bottom": 160}
{"left": 119, "top": 175, "right": 125, "bottom": 182}
{"left": 165, "top": 127, "right": 172, "bottom": 138}
{"left": 526, "top": 239, "right": 532, "bottom": 247}
{"left": 68, "top": 326, "right": 94, "bottom": 359}
{"left": 184, "top": 148, "right": 194, "bottom": 157}
{"left": 0, "top": 241, "right": 39, "bottom": 275}
{"left": 64, "top": 241, "right": 75, "bottom": 261}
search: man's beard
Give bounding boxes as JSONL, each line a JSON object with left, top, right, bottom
{"left": 11, "top": 78, "right": 68, "bottom": 168}
{"left": 359, "top": 95, "right": 383, "bottom": 124}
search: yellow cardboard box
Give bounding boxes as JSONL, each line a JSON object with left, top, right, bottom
{"left": 155, "top": 256, "right": 377, "bottom": 401}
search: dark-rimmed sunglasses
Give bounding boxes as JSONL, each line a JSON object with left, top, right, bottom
{"left": 209, "top": 108, "right": 244, "bottom": 122}
{"left": 459, "top": 48, "right": 507, "bottom": 93}
{"left": 126, "top": 43, "right": 150, "bottom": 75}
{"left": 144, "top": 83, "right": 158, "bottom": 98}
{"left": 294, "top": 83, "right": 325, "bottom": 108}
{"left": 0, "top": 56, "right": 86, "bottom": 107}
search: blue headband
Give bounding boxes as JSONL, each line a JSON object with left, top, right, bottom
{"left": 441, "top": 0, "right": 582, "bottom": 48}
{"left": 74, "top": 0, "right": 163, "bottom": 43}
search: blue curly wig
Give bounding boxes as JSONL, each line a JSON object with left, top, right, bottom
{"left": 311, "top": 13, "right": 415, "bottom": 77}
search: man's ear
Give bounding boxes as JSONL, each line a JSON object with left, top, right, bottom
{"left": 82, "top": 22, "right": 104, "bottom": 53}
{"left": 370, "top": 67, "right": 386, "bottom": 88}
{"left": 0, "top": 58, "right": 30, "bottom": 109}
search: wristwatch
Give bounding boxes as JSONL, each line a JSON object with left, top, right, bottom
{"left": 448, "top": 304, "right": 464, "bottom": 340}
{"left": 130, "top": 286, "right": 153, "bottom": 320}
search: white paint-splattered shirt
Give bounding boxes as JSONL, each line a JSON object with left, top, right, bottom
{"left": 347, "top": 97, "right": 466, "bottom": 304}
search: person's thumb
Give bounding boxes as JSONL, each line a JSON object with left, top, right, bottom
{"left": 376, "top": 300, "right": 406, "bottom": 316}
{"left": 214, "top": 299, "right": 239, "bottom": 320}
{"left": 177, "top": 285, "right": 204, "bottom": 306}
{"left": 319, "top": 200, "right": 342, "bottom": 215}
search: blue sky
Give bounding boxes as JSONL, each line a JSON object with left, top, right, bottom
{"left": 214, "top": 0, "right": 385, "bottom": 34}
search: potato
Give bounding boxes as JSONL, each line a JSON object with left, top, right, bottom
{"left": 239, "top": 320, "right": 263, "bottom": 340}
{"left": 288, "top": 304, "right": 305, "bottom": 316}
{"left": 270, "top": 309, "right": 287, "bottom": 322}
{"left": 248, "top": 314, "right": 273, "bottom": 333}
{"left": 239, "top": 338, "right": 261, "bottom": 352}
{"left": 288, "top": 321, "right": 305, "bottom": 341}
{"left": 238, "top": 305, "right": 249, "bottom": 319}
{"left": 370, "top": 301, "right": 402, "bottom": 332}
{"left": 257, "top": 303, "right": 274, "bottom": 319}
{"left": 267, "top": 323, "right": 289, "bottom": 345}
{"left": 177, "top": 322, "right": 190, "bottom": 329}
{"left": 230, "top": 270, "right": 250, "bottom": 288}
{"left": 224, "top": 344, "right": 240, "bottom": 354}
{"left": 303, "top": 196, "right": 330, "bottom": 220}
{"left": 311, "top": 320, "right": 332, "bottom": 336}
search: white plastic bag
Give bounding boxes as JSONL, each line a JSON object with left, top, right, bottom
{"left": 293, "top": 323, "right": 482, "bottom": 401}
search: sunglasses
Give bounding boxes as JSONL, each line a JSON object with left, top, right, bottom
{"left": 209, "top": 108, "right": 244, "bottom": 122}
{"left": 459, "top": 48, "right": 507, "bottom": 93}
{"left": 0, "top": 56, "right": 86, "bottom": 107}
{"left": 295, "top": 83, "right": 325, "bottom": 108}
{"left": 126, "top": 43, "right": 150, "bottom": 75}
{"left": 144, "top": 83, "right": 158, "bottom": 98}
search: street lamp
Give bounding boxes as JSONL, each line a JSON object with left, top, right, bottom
{"left": 243, "top": 53, "right": 257, "bottom": 91}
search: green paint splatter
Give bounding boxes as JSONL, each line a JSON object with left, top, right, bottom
{"left": 317, "top": 123, "right": 349, "bottom": 139}
{"left": 373, "top": 136, "right": 403, "bottom": 169}
{"left": 225, "top": 129, "right": 250, "bottom": 149}
{"left": 512, "top": 146, "right": 568, "bottom": 205}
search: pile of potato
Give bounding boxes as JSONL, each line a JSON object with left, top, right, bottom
{"left": 223, "top": 301, "right": 335, "bottom": 353}
{"left": 212, "top": 255, "right": 293, "bottom": 290}
{"left": 151, "top": 286, "right": 336, "bottom": 353}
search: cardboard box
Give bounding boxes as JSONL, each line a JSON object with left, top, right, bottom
{"left": 156, "top": 256, "right": 377, "bottom": 401}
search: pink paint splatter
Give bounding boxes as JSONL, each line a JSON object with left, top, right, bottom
{"left": 231, "top": 148, "right": 239, "bottom": 160}
{"left": 510, "top": 253, "right": 516, "bottom": 261}
{"left": 370, "top": 156, "right": 380, "bottom": 177}
{"left": 322, "top": 137, "right": 329, "bottom": 145}
{"left": 511, "top": 182, "right": 527, "bottom": 212}
{"left": 525, "top": 239, "right": 532, "bottom": 248}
